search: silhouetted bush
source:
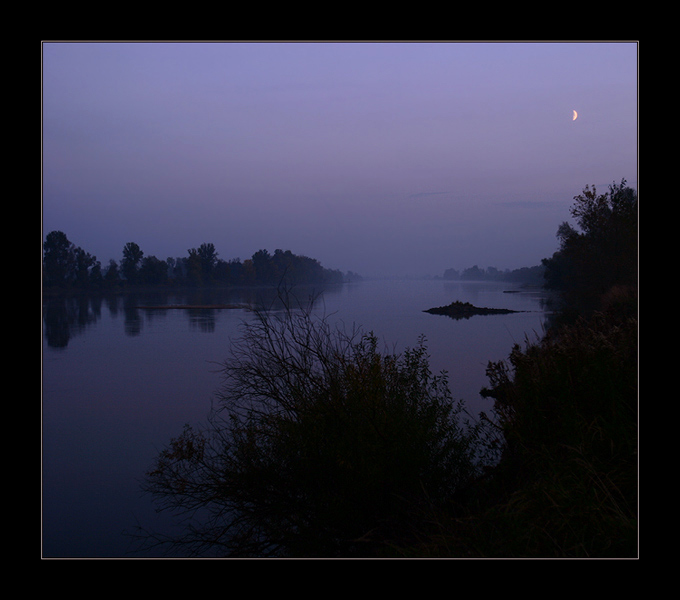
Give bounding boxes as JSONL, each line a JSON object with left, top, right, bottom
{"left": 466, "top": 313, "right": 638, "bottom": 557}
{"left": 383, "top": 313, "right": 638, "bottom": 558}
{"left": 136, "top": 292, "right": 491, "bottom": 557}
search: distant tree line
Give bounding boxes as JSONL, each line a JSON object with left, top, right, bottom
{"left": 42, "top": 231, "right": 351, "bottom": 291}
{"left": 441, "top": 264, "right": 545, "bottom": 284}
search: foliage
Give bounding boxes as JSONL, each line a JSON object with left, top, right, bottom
{"left": 542, "top": 179, "right": 638, "bottom": 317}
{"left": 43, "top": 231, "right": 347, "bottom": 291}
{"left": 431, "top": 181, "right": 639, "bottom": 558}
{"left": 483, "top": 314, "right": 637, "bottom": 475}
{"left": 135, "top": 294, "right": 490, "bottom": 557}
{"left": 384, "top": 313, "right": 637, "bottom": 558}
{"left": 43, "top": 230, "right": 101, "bottom": 289}
{"left": 121, "top": 242, "right": 144, "bottom": 285}
{"left": 391, "top": 180, "right": 639, "bottom": 558}
{"left": 468, "top": 313, "right": 638, "bottom": 557}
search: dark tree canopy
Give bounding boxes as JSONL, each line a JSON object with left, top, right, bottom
{"left": 43, "top": 233, "right": 347, "bottom": 291}
{"left": 43, "top": 230, "right": 100, "bottom": 289}
{"left": 542, "top": 179, "right": 637, "bottom": 317}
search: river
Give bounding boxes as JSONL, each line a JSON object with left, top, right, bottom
{"left": 41, "top": 278, "right": 548, "bottom": 557}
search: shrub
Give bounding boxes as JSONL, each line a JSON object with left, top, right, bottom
{"left": 474, "top": 313, "right": 638, "bottom": 557}
{"left": 137, "top": 293, "right": 488, "bottom": 557}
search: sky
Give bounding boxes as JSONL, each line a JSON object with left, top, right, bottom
{"left": 42, "top": 41, "right": 638, "bottom": 278}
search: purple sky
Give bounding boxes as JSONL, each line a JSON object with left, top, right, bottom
{"left": 42, "top": 41, "right": 637, "bottom": 278}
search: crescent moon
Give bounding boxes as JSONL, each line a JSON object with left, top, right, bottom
{"left": 572, "top": 110, "right": 578, "bottom": 121}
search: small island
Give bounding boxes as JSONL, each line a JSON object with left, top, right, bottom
{"left": 424, "top": 300, "right": 522, "bottom": 320}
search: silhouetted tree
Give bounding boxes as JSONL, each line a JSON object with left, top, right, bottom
{"left": 44, "top": 233, "right": 348, "bottom": 292}
{"left": 185, "top": 248, "right": 203, "bottom": 286}
{"left": 43, "top": 230, "right": 101, "bottom": 289}
{"left": 213, "top": 258, "right": 231, "bottom": 283}
{"left": 461, "top": 265, "right": 485, "bottom": 280}
{"left": 542, "top": 179, "right": 637, "bottom": 316}
{"left": 73, "top": 246, "right": 98, "bottom": 288}
{"left": 43, "top": 231, "right": 76, "bottom": 287}
{"left": 252, "top": 249, "right": 274, "bottom": 285}
{"left": 104, "top": 259, "right": 121, "bottom": 288}
{"left": 139, "top": 255, "right": 169, "bottom": 286}
{"left": 121, "top": 242, "right": 144, "bottom": 285}
{"left": 242, "top": 259, "right": 256, "bottom": 285}
{"left": 167, "top": 257, "right": 186, "bottom": 283}
{"left": 88, "top": 259, "right": 103, "bottom": 288}
{"left": 197, "top": 243, "right": 218, "bottom": 283}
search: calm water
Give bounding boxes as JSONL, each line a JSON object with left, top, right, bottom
{"left": 42, "top": 279, "right": 547, "bottom": 558}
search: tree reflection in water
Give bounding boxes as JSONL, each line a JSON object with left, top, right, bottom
{"left": 42, "top": 286, "right": 336, "bottom": 348}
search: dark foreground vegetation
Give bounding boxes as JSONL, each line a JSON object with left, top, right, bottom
{"left": 130, "top": 179, "right": 637, "bottom": 558}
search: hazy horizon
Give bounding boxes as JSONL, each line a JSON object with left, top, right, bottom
{"left": 42, "top": 41, "right": 637, "bottom": 278}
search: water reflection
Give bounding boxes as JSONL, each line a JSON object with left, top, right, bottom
{"left": 43, "top": 294, "right": 102, "bottom": 349}
{"left": 43, "top": 279, "right": 549, "bottom": 557}
{"left": 123, "top": 295, "right": 143, "bottom": 336}
{"left": 187, "top": 308, "right": 217, "bottom": 333}
{"left": 43, "top": 285, "right": 342, "bottom": 348}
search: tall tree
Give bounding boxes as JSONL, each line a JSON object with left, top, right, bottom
{"left": 197, "top": 243, "right": 218, "bottom": 283}
{"left": 139, "top": 255, "right": 169, "bottom": 285}
{"left": 43, "top": 230, "right": 99, "bottom": 288}
{"left": 185, "top": 248, "right": 203, "bottom": 286}
{"left": 121, "top": 242, "right": 144, "bottom": 284}
{"left": 73, "top": 246, "right": 98, "bottom": 287}
{"left": 542, "top": 179, "right": 637, "bottom": 315}
{"left": 104, "top": 259, "right": 121, "bottom": 287}
{"left": 252, "top": 249, "right": 273, "bottom": 284}
{"left": 43, "top": 230, "right": 76, "bottom": 287}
